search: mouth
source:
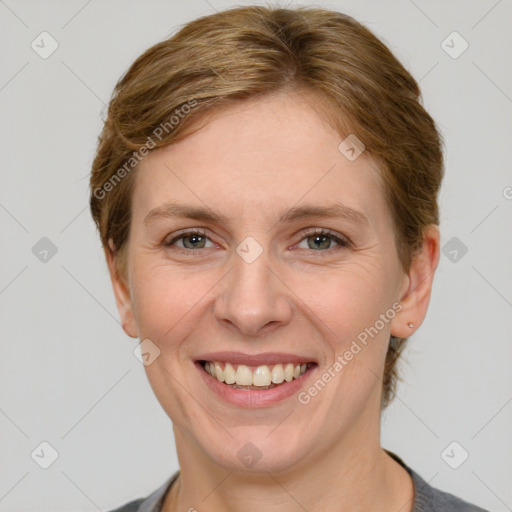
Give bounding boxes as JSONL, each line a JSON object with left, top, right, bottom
{"left": 197, "top": 360, "right": 318, "bottom": 390}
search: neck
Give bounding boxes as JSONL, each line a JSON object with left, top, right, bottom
{"left": 162, "top": 417, "right": 414, "bottom": 512}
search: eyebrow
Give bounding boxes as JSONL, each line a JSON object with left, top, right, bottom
{"left": 143, "top": 201, "right": 370, "bottom": 227}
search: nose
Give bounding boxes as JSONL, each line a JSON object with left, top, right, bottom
{"left": 214, "top": 247, "right": 292, "bottom": 337}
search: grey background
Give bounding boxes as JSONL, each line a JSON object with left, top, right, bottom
{"left": 0, "top": 0, "right": 511, "bottom": 510}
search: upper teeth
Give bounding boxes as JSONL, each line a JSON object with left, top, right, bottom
{"left": 204, "top": 361, "right": 309, "bottom": 386}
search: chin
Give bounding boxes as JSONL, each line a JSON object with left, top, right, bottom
{"left": 211, "top": 445, "right": 307, "bottom": 475}
{"left": 199, "top": 426, "right": 311, "bottom": 475}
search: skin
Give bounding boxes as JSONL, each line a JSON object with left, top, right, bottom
{"left": 106, "top": 89, "right": 440, "bottom": 512}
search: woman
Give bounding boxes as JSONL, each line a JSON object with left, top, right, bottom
{"left": 90, "top": 5, "right": 489, "bottom": 512}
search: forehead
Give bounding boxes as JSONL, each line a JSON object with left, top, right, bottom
{"left": 132, "top": 91, "right": 387, "bottom": 228}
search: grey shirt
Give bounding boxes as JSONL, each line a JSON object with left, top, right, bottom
{"left": 108, "top": 451, "right": 489, "bottom": 512}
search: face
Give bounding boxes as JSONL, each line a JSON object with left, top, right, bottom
{"left": 108, "top": 90, "right": 437, "bottom": 475}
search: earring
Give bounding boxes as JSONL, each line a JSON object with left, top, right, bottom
{"left": 407, "top": 322, "right": 414, "bottom": 328}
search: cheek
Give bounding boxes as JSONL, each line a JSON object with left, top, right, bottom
{"left": 303, "top": 265, "right": 392, "bottom": 341}
{"left": 129, "top": 247, "right": 396, "bottom": 359}
{"left": 129, "top": 261, "right": 216, "bottom": 347}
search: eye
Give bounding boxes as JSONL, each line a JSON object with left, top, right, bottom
{"left": 164, "top": 229, "right": 216, "bottom": 251}
{"left": 163, "top": 228, "right": 351, "bottom": 254}
{"left": 295, "top": 228, "right": 351, "bottom": 252}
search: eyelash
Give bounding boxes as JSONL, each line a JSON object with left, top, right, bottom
{"left": 163, "top": 228, "right": 352, "bottom": 255}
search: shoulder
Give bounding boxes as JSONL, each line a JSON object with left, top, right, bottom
{"left": 385, "top": 450, "right": 490, "bottom": 512}
{"left": 106, "top": 471, "right": 179, "bottom": 512}
{"left": 411, "top": 470, "right": 490, "bottom": 512}
{"left": 107, "top": 498, "right": 145, "bottom": 512}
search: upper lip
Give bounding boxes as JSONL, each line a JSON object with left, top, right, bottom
{"left": 195, "top": 351, "right": 318, "bottom": 366}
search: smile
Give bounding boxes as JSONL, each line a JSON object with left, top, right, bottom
{"left": 200, "top": 361, "right": 315, "bottom": 389}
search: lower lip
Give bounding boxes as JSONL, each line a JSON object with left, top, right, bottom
{"left": 195, "top": 361, "right": 318, "bottom": 408}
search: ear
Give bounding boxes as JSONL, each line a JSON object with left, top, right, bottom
{"left": 390, "top": 225, "right": 440, "bottom": 338}
{"left": 105, "top": 239, "right": 138, "bottom": 338}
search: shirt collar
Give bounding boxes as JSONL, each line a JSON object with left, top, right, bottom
{"left": 135, "top": 453, "right": 437, "bottom": 512}
{"left": 136, "top": 470, "right": 179, "bottom": 512}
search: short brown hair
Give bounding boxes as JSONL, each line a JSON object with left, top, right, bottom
{"left": 89, "top": 5, "right": 444, "bottom": 409}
